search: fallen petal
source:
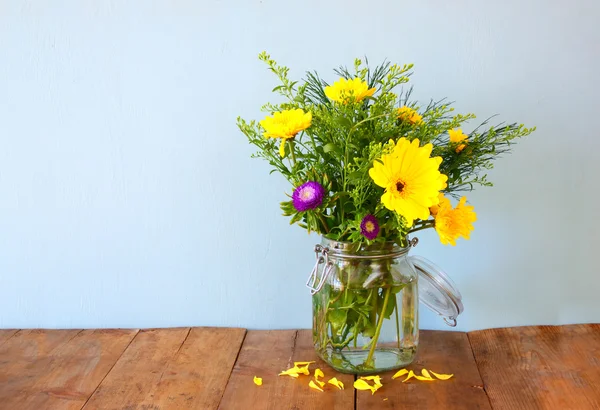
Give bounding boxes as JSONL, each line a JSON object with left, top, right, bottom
{"left": 309, "top": 380, "right": 324, "bottom": 392}
{"left": 392, "top": 369, "right": 408, "bottom": 380}
{"left": 278, "top": 368, "right": 301, "bottom": 378}
{"left": 294, "top": 361, "right": 315, "bottom": 367}
{"left": 354, "top": 379, "right": 374, "bottom": 391}
{"left": 253, "top": 376, "right": 263, "bottom": 386}
{"left": 327, "top": 377, "right": 344, "bottom": 390}
{"left": 414, "top": 375, "right": 435, "bottom": 381}
{"left": 360, "top": 375, "right": 382, "bottom": 386}
{"left": 430, "top": 371, "right": 454, "bottom": 380}
{"left": 315, "top": 368, "right": 325, "bottom": 380}
{"left": 421, "top": 369, "right": 433, "bottom": 379}
{"left": 402, "top": 370, "right": 416, "bottom": 383}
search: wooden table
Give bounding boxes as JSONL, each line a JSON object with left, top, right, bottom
{"left": 0, "top": 325, "right": 599, "bottom": 409}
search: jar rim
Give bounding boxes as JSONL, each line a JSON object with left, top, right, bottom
{"left": 320, "top": 236, "right": 412, "bottom": 259}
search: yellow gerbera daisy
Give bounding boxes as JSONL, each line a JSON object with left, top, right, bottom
{"left": 434, "top": 196, "right": 477, "bottom": 246}
{"left": 448, "top": 128, "right": 468, "bottom": 153}
{"left": 429, "top": 193, "right": 451, "bottom": 217}
{"left": 260, "top": 109, "right": 312, "bottom": 157}
{"left": 369, "top": 138, "right": 448, "bottom": 227}
{"left": 325, "top": 78, "right": 376, "bottom": 104}
{"left": 397, "top": 106, "right": 423, "bottom": 125}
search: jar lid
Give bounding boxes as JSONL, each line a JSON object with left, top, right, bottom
{"left": 409, "top": 255, "right": 464, "bottom": 327}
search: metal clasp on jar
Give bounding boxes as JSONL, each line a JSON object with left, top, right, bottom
{"left": 305, "top": 244, "right": 334, "bottom": 295}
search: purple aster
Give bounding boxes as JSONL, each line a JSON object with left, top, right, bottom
{"left": 360, "top": 214, "right": 380, "bottom": 240}
{"left": 292, "top": 181, "right": 325, "bottom": 212}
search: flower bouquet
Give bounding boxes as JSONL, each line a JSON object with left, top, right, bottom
{"left": 238, "top": 53, "right": 534, "bottom": 374}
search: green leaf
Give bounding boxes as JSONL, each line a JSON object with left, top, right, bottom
{"left": 323, "top": 143, "right": 337, "bottom": 153}
{"left": 328, "top": 309, "right": 348, "bottom": 333}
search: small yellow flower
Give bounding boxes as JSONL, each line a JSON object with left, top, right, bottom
{"left": 369, "top": 138, "right": 448, "bottom": 227}
{"left": 434, "top": 196, "right": 477, "bottom": 246}
{"left": 325, "top": 78, "right": 376, "bottom": 103}
{"left": 260, "top": 109, "right": 312, "bottom": 157}
{"left": 429, "top": 193, "right": 452, "bottom": 217}
{"left": 397, "top": 106, "right": 423, "bottom": 125}
{"left": 253, "top": 376, "right": 263, "bottom": 386}
{"left": 448, "top": 128, "right": 468, "bottom": 153}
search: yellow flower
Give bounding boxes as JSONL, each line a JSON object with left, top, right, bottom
{"left": 434, "top": 196, "right": 477, "bottom": 246}
{"left": 260, "top": 109, "right": 312, "bottom": 157}
{"left": 325, "top": 78, "right": 376, "bottom": 103}
{"left": 429, "top": 193, "right": 451, "bottom": 217}
{"left": 369, "top": 138, "right": 448, "bottom": 227}
{"left": 448, "top": 128, "right": 468, "bottom": 153}
{"left": 397, "top": 106, "right": 423, "bottom": 125}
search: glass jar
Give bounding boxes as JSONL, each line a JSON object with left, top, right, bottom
{"left": 308, "top": 236, "right": 463, "bottom": 374}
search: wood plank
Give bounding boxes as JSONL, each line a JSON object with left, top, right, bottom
{"left": 356, "top": 330, "right": 492, "bottom": 409}
{"left": 218, "top": 330, "right": 355, "bottom": 410}
{"left": 0, "top": 329, "right": 82, "bottom": 408}
{"left": 469, "top": 324, "right": 600, "bottom": 410}
{"left": 82, "top": 328, "right": 190, "bottom": 409}
{"left": 0, "top": 329, "right": 18, "bottom": 346}
{"left": 2, "top": 329, "right": 138, "bottom": 410}
{"left": 134, "top": 327, "right": 246, "bottom": 409}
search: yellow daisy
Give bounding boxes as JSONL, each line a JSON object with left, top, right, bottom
{"left": 260, "top": 109, "right": 312, "bottom": 157}
{"left": 429, "top": 192, "right": 451, "bottom": 217}
{"left": 397, "top": 106, "right": 423, "bottom": 125}
{"left": 434, "top": 196, "right": 477, "bottom": 246}
{"left": 325, "top": 78, "right": 376, "bottom": 104}
{"left": 448, "top": 128, "right": 468, "bottom": 153}
{"left": 369, "top": 138, "right": 448, "bottom": 227}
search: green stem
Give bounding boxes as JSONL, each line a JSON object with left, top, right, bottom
{"left": 394, "top": 302, "right": 401, "bottom": 349}
{"left": 288, "top": 140, "right": 297, "bottom": 165}
{"left": 366, "top": 286, "right": 391, "bottom": 366}
{"left": 317, "top": 213, "right": 330, "bottom": 234}
{"left": 408, "top": 223, "right": 435, "bottom": 234}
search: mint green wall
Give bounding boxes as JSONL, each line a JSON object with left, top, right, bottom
{"left": 1, "top": 0, "right": 598, "bottom": 330}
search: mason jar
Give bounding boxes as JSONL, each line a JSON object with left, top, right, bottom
{"left": 308, "top": 236, "right": 463, "bottom": 374}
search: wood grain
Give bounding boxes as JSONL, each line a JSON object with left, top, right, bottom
{"left": 1, "top": 329, "right": 137, "bottom": 410}
{"left": 82, "top": 328, "right": 190, "bottom": 409}
{"left": 83, "top": 327, "right": 245, "bottom": 410}
{"left": 218, "top": 330, "right": 354, "bottom": 410}
{"left": 133, "top": 327, "right": 245, "bottom": 410}
{"left": 356, "top": 330, "right": 492, "bottom": 410}
{"left": 469, "top": 324, "right": 600, "bottom": 410}
{"left": 0, "top": 329, "right": 82, "bottom": 409}
{"left": 0, "top": 330, "right": 18, "bottom": 346}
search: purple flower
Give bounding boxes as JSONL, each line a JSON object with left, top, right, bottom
{"left": 360, "top": 214, "right": 380, "bottom": 240}
{"left": 292, "top": 181, "right": 325, "bottom": 212}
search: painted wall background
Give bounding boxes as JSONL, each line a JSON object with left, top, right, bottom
{"left": 1, "top": 0, "right": 598, "bottom": 330}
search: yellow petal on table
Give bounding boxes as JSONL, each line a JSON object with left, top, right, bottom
{"left": 414, "top": 375, "right": 435, "bottom": 381}
{"left": 314, "top": 368, "right": 325, "bottom": 380}
{"left": 253, "top": 376, "right": 263, "bottom": 386}
{"left": 430, "top": 371, "right": 454, "bottom": 380}
{"left": 278, "top": 370, "right": 299, "bottom": 378}
{"left": 327, "top": 377, "right": 344, "bottom": 390}
{"left": 354, "top": 379, "right": 375, "bottom": 393}
{"left": 309, "top": 380, "right": 324, "bottom": 392}
{"left": 294, "top": 361, "right": 315, "bottom": 367}
{"left": 402, "top": 370, "right": 416, "bottom": 383}
{"left": 421, "top": 369, "right": 433, "bottom": 379}
{"left": 360, "top": 375, "right": 382, "bottom": 387}
{"left": 392, "top": 368, "right": 408, "bottom": 380}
